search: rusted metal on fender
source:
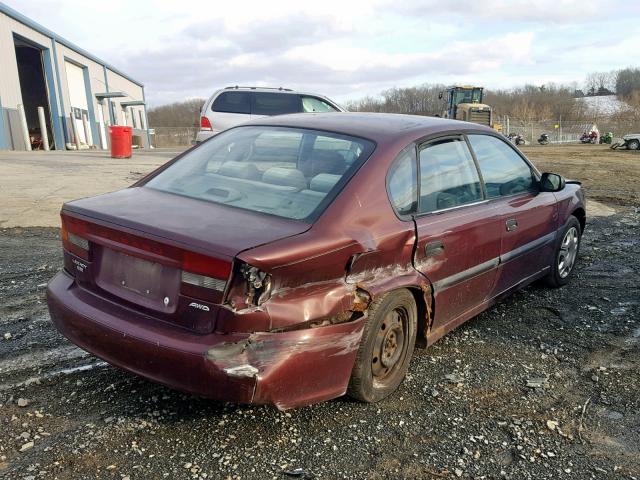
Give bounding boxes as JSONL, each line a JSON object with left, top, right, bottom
{"left": 349, "top": 262, "right": 434, "bottom": 339}
{"left": 343, "top": 227, "right": 434, "bottom": 336}
{"left": 205, "top": 316, "right": 366, "bottom": 409}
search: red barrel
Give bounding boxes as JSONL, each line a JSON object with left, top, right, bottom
{"left": 109, "top": 126, "right": 132, "bottom": 158}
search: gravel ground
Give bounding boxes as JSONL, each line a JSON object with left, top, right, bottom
{"left": 0, "top": 208, "right": 638, "bottom": 479}
{"left": 0, "top": 144, "right": 639, "bottom": 479}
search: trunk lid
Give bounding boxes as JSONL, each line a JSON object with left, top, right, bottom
{"left": 64, "top": 187, "right": 310, "bottom": 258}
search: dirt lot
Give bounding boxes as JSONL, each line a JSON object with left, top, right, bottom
{"left": 0, "top": 149, "right": 180, "bottom": 228}
{"left": 521, "top": 144, "right": 640, "bottom": 207}
{"left": 0, "top": 144, "right": 638, "bottom": 479}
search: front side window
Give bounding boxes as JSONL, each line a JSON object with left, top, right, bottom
{"left": 467, "top": 134, "right": 536, "bottom": 197}
{"left": 418, "top": 138, "right": 482, "bottom": 213}
{"left": 302, "top": 96, "right": 338, "bottom": 113}
{"left": 453, "top": 88, "right": 482, "bottom": 105}
{"left": 251, "top": 93, "right": 300, "bottom": 116}
{"left": 212, "top": 92, "right": 251, "bottom": 114}
{"left": 145, "top": 126, "right": 375, "bottom": 221}
{"left": 387, "top": 146, "right": 417, "bottom": 216}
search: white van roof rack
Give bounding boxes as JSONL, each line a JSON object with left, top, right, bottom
{"left": 224, "top": 86, "right": 294, "bottom": 92}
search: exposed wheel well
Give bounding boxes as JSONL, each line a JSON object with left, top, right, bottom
{"left": 407, "top": 286, "right": 433, "bottom": 348}
{"left": 572, "top": 207, "right": 586, "bottom": 233}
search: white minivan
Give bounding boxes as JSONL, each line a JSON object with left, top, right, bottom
{"left": 196, "top": 86, "right": 345, "bottom": 142}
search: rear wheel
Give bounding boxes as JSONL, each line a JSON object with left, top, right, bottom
{"left": 348, "top": 289, "right": 417, "bottom": 403}
{"left": 545, "top": 216, "right": 582, "bottom": 288}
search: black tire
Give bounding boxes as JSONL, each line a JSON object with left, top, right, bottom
{"left": 627, "top": 139, "right": 640, "bottom": 150}
{"left": 545, "top": 216, "right": 582, "bottom": 288}
{"left": 348, "top": 289, "right": 417, "bottom": 403}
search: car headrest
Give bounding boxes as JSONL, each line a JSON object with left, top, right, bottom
{"left": 218, "top": 161, "right": 261, "bottom": 180}
{"left": 307, "top": 150, "right": 346, "bottom": 176}
{"left": 310, "top": 173, "right": 340, "bottom": 193}
{"left": 262, "top": 167, "right": 308, "bottom": 190}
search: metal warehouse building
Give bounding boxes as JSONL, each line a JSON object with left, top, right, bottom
{"left": 0, "top": 3, "right": 150, "bottom": 151}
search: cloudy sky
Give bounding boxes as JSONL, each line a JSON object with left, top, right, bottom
{"left": 7, "top": 0, "right": 640, "bottom": 107}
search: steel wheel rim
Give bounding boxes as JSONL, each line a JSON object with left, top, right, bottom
{"left": 372, "top": 307, "right": 407, "bottom": 382}
{"left": 558, "top": 226, "right": 579, "bottom": 278}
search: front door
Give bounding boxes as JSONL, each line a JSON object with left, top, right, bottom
{"left": 466, "top": 134, "right": 558, "bottom": 296}
{"left": 413, "top": 136, "right": 502, "bottom": 332}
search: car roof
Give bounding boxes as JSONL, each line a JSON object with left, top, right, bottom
{"left": 242, "top": 112, "right": 496, "bottom": 144}
{"left": 217, "top": 86, "right": 333, "bottom": 97}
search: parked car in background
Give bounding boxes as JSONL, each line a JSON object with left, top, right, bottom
{"left": 47, "top": 113, "right": 585, "bottom": 409}
{"left": 196, "top": 86, "right": 345, "bottom": 142}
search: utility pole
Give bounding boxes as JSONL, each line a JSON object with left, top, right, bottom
{"left": 559, "top": 115, "right": 562, "bottom": 143}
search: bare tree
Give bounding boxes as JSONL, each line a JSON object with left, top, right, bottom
{"left": 147, "top": 99, "right": 206, "bottom": 127}
{"left": 584, "top": 71, "right": 617, "bottom": 96}
{"left": 348, "top": 84, "right": 446, "bottom": 116}
{"left": 616, "top": 68, "right": 640, "bottom": 98}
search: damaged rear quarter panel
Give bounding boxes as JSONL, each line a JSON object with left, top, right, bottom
{"left": 235, "top": 141, "right": 432, "bottom": 332}
{"left": 209, "top": 140, "right": 438, "bottom": 408}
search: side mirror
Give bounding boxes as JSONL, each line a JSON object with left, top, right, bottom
{"left": 539, "top": 172, "right": 565, "bottom": 192}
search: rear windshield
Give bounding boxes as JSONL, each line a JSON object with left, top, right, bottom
{"left": 145, "top": 126, "right": 375, "bottom": 221}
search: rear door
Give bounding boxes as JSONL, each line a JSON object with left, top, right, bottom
{"left": 467, "top": 134, "right": 558, "bottom": 296}
{"left": 250, "top": 92, "right": 301, "bottom": 118}
{"left": 412, "top": 136, "right": 502, "bottom": 331}
{"left": 209, "top": 91, "right": 251, "bottom": 132}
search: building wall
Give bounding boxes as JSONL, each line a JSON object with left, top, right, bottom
{"left": 0, "top": 11, "right": 63, "bottom": 149}
{"left": 0, "top": 7, "right": 148, "bottom": 151}
{"left": 105, "top": 69, "right": 150, "bottom": 146}
{"left": 55, "top": 43, "right": 108, "bottom": 147}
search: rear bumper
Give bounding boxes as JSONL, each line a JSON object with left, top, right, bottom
{"left": 47, "top": 271, "right": 364, "bottom": 409}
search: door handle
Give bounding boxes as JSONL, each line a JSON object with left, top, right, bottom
{"left": 425, "top": 240, "right": 445, "bottom": 257}
{"left": 506, "top": 219, "right": 518, "bottom": 232}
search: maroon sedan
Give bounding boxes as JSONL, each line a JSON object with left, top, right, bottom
{"left": 47, "top": 113, "right": 585, "bottom": 409}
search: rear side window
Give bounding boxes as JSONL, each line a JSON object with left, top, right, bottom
{"left": 252, "top": 93, "right": 300, "bottom": 115}
{"left": 468, "top": 134, "right": 536, "bottom": 197}
{"left": 302, "top": 96, "right": 338, "bottom": 113}
{"left": 418, "top": 138, "right": 482, "bottom": 213}
{"left": 212, "top": 92, "right": 250, "bottom": 114}
{"left": 387, "top": 146, "right": 417, "bottom": 216}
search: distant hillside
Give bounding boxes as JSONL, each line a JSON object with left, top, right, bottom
{"left": 577, "top": 95, "right": 632, "bottom": 116}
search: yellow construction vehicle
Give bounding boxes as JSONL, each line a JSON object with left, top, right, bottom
{"left": 439, "top": 86, "right": 498, "bottom": 129}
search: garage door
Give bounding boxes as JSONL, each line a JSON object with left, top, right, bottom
{"left": 65, "top": 61, "right": 90, "bottom": 144}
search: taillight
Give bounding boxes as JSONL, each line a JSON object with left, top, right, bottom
{"left": 182, "top": 250, "right": 230, "bottom": 279}
{"left": 180, "top": 271, "right": 226, "bottom": 302}
{"left": 200, "top": 116, "right": 212, "bottom": 131}
{"left": 61, "top": 217, "right": 89, "bottom": 260}
{"left": 181, "top": 271, "right": 226, "bottom": 291}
